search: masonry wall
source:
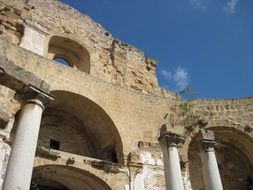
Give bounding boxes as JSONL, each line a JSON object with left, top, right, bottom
{"left": 0, "top": 0, "right": 161, "bottom": 95}
{"left": 0, "top": 37, "right": 175, "bottom": 189}
{"left": 0, "top": 36, "right": 177, "bottom": 156}
{"left": 1, "top": 34, "right": 253, "bottom": 190}
{"left": 184, "top": 98, "right": 253, "bottom": 190}
{"left": 0, "top": 0, "right": 252, "bottom": 189}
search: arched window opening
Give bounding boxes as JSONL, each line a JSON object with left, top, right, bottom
{"left": 48, "top": 36, "right": 90, "bottom": 73}
{"left": 53, "top": 57, "right": 70, "bottom": 66}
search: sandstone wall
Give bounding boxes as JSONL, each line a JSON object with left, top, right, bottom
{"left": 0, "top": 0, "right": 252, "bottom": 189}
{"left": 0, "top": 0, "right": 162, "bottom": 95}
{"left": 0, "top": 36, "right": 177, "bottom": 157}
{"left": 0, "top": 35, "right": 176, "bottom": 189}
{"left": 182, "top": 98, "right": 253, "bottom": 190}
{"left": 1, "top": 35, "right": 252, "bottom": 189}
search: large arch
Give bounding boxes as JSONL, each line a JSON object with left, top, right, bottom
{"left": 38, "top": 90, "right": 124, "bottom": 163}
{"left": 31, "top": 165, "right": 112, "bottom": 190}
{"left": 188, "top": 126, "right": 253, "bottom": 190}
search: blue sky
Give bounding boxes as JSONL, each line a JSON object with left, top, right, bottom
{"left": 61, "top": 0, "right": 253, "bottom": 99}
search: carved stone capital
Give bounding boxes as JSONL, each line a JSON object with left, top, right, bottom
{"left": 158, "top": 132, "right": 185, "bottom": 148}
{"left": 15, "top": 85, "right": 54, "bottom": 109}
{"left": 198, "top": 129, "right": 216, "bottom": 152}
{"left": 200, "top": 139, "right": 216, "bottom": 152}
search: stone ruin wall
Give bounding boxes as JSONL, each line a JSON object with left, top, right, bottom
{"left": 182, "top": 98, "right": 253, "bottom": 190}
{"left": 0, "top": 1, "right": 25, "bottom": 44}
{"left": 0, "top": 0, "right": 163, "bottom": 95}
{"left": 0, "top": 0, "right": 252, "bottom": 190}
{"left": 0, "top": 36, "right": 252, "bottom": 189}
{"left": 0, "top": 35, "right": 176, "bottom": 189}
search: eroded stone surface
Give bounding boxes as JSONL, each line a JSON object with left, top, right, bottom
{"left": 0, "top": 0, "right": 252, "bottom": 189}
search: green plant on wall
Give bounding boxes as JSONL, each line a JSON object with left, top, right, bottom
{"left": 30, "top": 178, "right": 40, "bottom": 190}
{"left": 37, "top": 139, "right": 50, "bottom": 149}
{"left": 10, "top": 121, "right": 17, "bottom": 139}
{"left": 179, "top": 87, "right": 195, "bottom": 99}
{"left": 177, "top": 101, "right": 201, "bottom": 130}
{"left": 176, "top": 87, "right": 203, "bottom": 131}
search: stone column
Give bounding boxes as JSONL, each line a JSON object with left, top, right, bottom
{"left": 0, "top": 135, "right": 11, "bottom": 189}
{"left": 158, "top": 132, "right": 185, "bottom": 190}
{"left": 198, "top": 129, "right": 223, "bottom": 190}
{"left": 2, "top": 85, "right": 54, "bottom": 190}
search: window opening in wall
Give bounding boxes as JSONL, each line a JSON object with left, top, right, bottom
{"left": 53, "top": 57, "right": 70, "bottom": 66}
{"left": 50, "top": 139, "right": 61, "bottom": 150}
{"left": 112, "top": 150, "right": 118, "bottom": 163}
{"left": 48, "top": 36, "right": 90, "bottom": 73}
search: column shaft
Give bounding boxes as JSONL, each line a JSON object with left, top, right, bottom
{"left": 162, "top": 145, "right": 184, "bottom": 190}
{"left": 2, "top": 99, "right": 44, "bottom": 190}
{"left": 159, "top": 133, "right": 185, "bottom": 190}
{"left": 200, "top": 150, "right": 223, "bottom": 190}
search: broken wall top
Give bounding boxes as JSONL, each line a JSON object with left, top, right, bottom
{"left": 0, "top": 0, "right": 172, "bottom": 95}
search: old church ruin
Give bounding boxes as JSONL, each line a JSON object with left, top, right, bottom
{"left": 0, "top": 0, "right": 252, "bottom": 189}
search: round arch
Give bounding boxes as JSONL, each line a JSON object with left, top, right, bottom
{"left": 188, "top": 126, "right": 253, "bottom": 190}
{"left": 45, "top": 35, "right": 90, "bottom": 73}
{"left": 38, "top": 90, "right": 124, "bottom": 163}
{"left": 32, "top": 165, "right": 112, "bottom": 190}
{"left": 207, "top": 126, "right": 253, "bottom": 164}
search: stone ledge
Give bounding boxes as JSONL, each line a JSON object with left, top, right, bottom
{"left": 90, "top": 160, "right": 127, "bottom": 174}
{"left": 0, "top": 54, "right": 50, "bottom": 93}
{"left": 36, "top": 146, "right": 60, "bottom": 160}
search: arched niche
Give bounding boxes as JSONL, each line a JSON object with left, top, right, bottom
{"left": 47, "top": 36, "right": 90, "bottom": 73}
{"left": 188, "top": 127, "right": 253, "bottom": 190}
{"left": 38, "top": 90, "right": 124, "bottom": 163}
{"left": 31, "top": 165, "right": 112, "bottom": 190}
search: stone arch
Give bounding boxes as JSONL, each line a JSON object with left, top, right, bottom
{"left": 188, "top": 126, "right": 253, "bottom": 190}
{"left": 207, "top": 126, "right": 253, "bottom": 164}
{"left": 45, "top": 35, "right": 90, "bottom": 73}
{"left": 38, "top": 90, "right": 124, "bottom": 163}
{"left": 31, "top": 165, "right": 112, "bottom": 190}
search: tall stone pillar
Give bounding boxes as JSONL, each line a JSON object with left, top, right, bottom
{"left": 198, "top": 129, "right": 223, "bottom": 190}
{"left": 0, "top": 136, "right": 11, "bottom": 189}
{"left": 2, "top": 85, "right": 54, "bottom": 190}
{"left": 158, "top": 132, "right": 185, "bottom": 190}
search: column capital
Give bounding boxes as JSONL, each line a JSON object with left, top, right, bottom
{"left": 198, "top": 129, "right": 216, "bottom": 152}
{"left": 15, "top": 85, "right": 54, "bottom": 109}
{"left": 200, "top": 139, "right": 216, "bottom": 152}
{"left": 158, "top": 132, "right": 185, "bottom": 148}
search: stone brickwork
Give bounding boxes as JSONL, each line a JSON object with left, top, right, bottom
{"left": 1, "top": 0, "right": 161, "bottom": 95}
{"left": 193, "top": 98, "right": 253, "bottom": 129}
{"left": 0, "top": 0, "right": 252, "bottom": 190}
{"left": 0, "top": 1, "right": 26, "bottom": 44}
{"left": 0, "top": 85, "right": 19, "bottom": 120}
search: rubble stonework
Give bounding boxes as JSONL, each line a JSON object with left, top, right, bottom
{"left": 0, "top": 0, "right": 252, "bottom": 190}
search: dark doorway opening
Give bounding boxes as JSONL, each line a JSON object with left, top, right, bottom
{"left": 50, "top": 139, "right": 60, "bottom": 150}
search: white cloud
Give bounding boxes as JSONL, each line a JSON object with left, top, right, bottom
{"left": 188, "top": 0, "right": 240, "bottom": 14}
{"left": 160, "top": 67, "right": 189, "bottom": 92}
{"left": 224, "top": 0, "right": 239, "bottom": 14}
{"left": 189, "top": 0, "right": 206, "bottom": 11}
{"left": 174, "top": 68, "right": 189, "bottom": 91}
{"left": 161, "top": 69, "right": 172, "bottom": 79}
